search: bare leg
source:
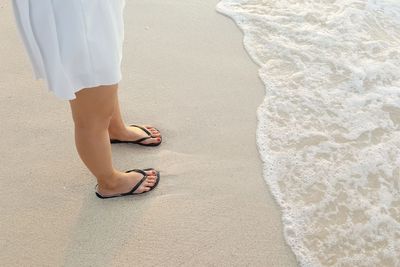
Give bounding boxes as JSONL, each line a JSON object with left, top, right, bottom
{"left": 108, "top": 92, "right": 161, "bottom": 145}
{"left": 68, "top": 83, "right": 157, "bottom": 196}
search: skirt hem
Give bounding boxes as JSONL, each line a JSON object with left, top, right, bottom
{"left": 36, "top": 72, "right": 122, "bottom": 101}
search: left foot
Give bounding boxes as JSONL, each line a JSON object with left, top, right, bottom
{"left": 109, "top": 124, "right": 161, "bottom": 145}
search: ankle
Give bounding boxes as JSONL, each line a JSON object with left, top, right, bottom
{"left": 108, "top": 124, "right": 127, "bottom": 135}
{"left": 97, "top": 170, "right": 124, "bottom": 190}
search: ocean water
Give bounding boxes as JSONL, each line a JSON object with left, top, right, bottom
{"left": 216, "top": 0, "right": 400, "bottom": 266}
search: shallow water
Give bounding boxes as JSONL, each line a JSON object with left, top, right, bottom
{"left": 216, "top": 1, "right": 400, "bottom": 266}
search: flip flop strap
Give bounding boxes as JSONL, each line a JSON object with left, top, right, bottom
{"left": 126, "top": 169, "right": 148, "bottom": 194}
{"left": 129, "top": 124, "right": 153, "bottom": 137}
{"left": 127, "top": 176, "right": 147, "bottom": 195}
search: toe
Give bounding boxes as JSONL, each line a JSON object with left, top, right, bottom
{"left": 144, "top": 170, "right": 156, "bottom": 175}
{"left": 150, "top": 131, "right": 161, "bottom": 137}
{"left": 144, "top": 169, "right": 158, "bottom": 178}
{"left": 143, "top": 187, "right": 151, "bottom": 192}
{"left": 149, "top": 130, "right": 160, "bottom": 137}
{"left": 144, "top": 125, "right": 161, "bottom": 135}
{"left": 145, "top": 180, "right": 156, "bottom": 187}
{"left": 146, "top": 176, "right": 156, "bottom": 182}
{"left": 147, "top": 172, "right": 157, "bottom": 177}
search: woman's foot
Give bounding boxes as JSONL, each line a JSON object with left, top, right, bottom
{"left": 109, "top": 124, "right": 161, "bottom": 145}
{"left": 96, "top": 169, "right": 158, "bottom": 196}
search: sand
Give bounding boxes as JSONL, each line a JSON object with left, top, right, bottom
{"left": 0, "top": 0, "right": 298, "bottom": 266}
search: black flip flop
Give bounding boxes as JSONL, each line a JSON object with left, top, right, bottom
{"left": 110, "top": 124, "right": 162, "bottom": 147}
{"left": 94, "top": 168, "right": 160, "bottom": 199}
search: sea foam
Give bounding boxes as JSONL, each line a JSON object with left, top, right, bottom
{"left": 216, "top": 0, "right": 400, "bottom": 266}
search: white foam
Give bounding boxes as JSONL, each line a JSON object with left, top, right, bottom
{"left": 216, "top": 0, "right": 400, "bottom": 266}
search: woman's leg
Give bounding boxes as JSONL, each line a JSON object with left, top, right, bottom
{"left": 68, "top": 83, "right": 157, "bottom": 195}
{"left": 108, "top": 93, "right": 161, "bottom": 145}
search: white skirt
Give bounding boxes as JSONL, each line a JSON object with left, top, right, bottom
{"left": 11, "top": 0, "right": 126, "bottom": 100}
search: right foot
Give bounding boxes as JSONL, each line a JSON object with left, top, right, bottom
{"left": 97, "top": 169, "right": 158, "bottom": 196}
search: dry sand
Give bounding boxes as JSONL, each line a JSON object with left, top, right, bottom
{"left": 0, "top": 0, "right": 298, "bottom": 266}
